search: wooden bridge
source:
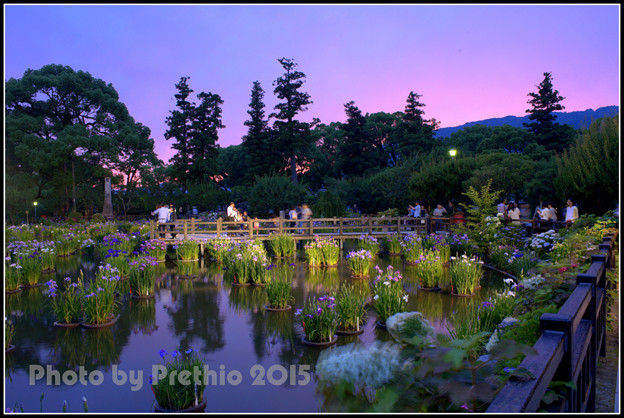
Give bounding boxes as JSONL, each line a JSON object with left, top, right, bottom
{"left": 148, "top": 215, "right": 453, "bottom": 247}
{"left": 148, "top": 215, "right": 573, "bottom": 249}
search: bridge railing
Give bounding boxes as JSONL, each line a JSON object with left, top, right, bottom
{"left": 148, "top": 215, "right": 457, "bottom": 240}
{"left": 487, "top": 231, "right": 618, "bottom": 413}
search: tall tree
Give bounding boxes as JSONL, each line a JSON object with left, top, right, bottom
{"left": 395, "top": 91, "right": 440, "bottom": 158}
{"left": 523, "top": 72, "right": 574, "bottom": 152}
{"left": 5, "top": 64, "right": 138, "bottom": 216}
{"left": 164, "top": 76, "right": 194, "bottom": 188}
{"left": 188, "top": 91, "right": 224, "bottom": 184}
{"left": 554, "top": 115, "right": 618, "bottom": 213}
{"left": 270, "top": 58, "right": 313, "bottom": 184}
{"left": 242, "top": 81, "right": 280, "bottom": 182}
{"left": 337, "top": 101, "right": 376, "bottom": 178}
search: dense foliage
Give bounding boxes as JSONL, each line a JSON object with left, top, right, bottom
{"left": 5, "top": 63, "right": 618, "bottom": 222}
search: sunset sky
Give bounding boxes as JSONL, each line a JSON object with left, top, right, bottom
{"left": 4, "top": 4, "right": 620, "bottom": 163}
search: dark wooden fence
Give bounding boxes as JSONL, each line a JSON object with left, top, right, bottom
{"left": 487, "top": 231, "right": 618, "bottom": 412}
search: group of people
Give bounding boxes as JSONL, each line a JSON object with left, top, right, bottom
{"left": 497, "top": 198, "right": 580, "bottom": 226}
{"left": 407, "top": 201, "right": 449, "bottom": 218}
{"left": 152, "top": 203, "right": 178, "bottom": 239}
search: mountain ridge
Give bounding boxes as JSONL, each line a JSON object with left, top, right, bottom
{"left": 434, "top": 105, "right": 619, "bottom": 138}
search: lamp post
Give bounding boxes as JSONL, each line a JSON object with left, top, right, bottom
{"left": 34, "top": 201, "right": 38, "bottom": 223}
{"left": 448, "top": 149, "right": 457, "bottom": 215}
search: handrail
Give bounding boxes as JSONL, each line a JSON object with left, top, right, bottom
{"left": 146, "top": 216, "right": 457, "bottom": 240}
{"left": 487, "top": 231, "right": 618, "bottom": 412}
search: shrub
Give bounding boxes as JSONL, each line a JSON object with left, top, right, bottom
{"left": 90, "top": 213, "right": 107, "bottom": 223}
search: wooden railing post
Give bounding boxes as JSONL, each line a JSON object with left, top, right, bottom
{"left": 248, "top": 219, "right": 254, "bottom": 238}
{"left": 149, "top": 220, "right": 155, "bottom": 239}
{"left": 217, "top": 217, "right": 222, "bottom": 237}
{"left": 309, "top": 217, "right": 313, "bottom": 236}
{"left": 279, "top": 217, "right": 283, "bottom": 234}
{"left": 183, "top": 219, "right": 188, "bottom": 240}
{"left": 368, "top": 216, "right": 373, "bottom": 234}
{"left": 191, "top": 217, "right": 196, "bottom": 236}
{"left": 339, "top": 217, "right": 344, "bottom": 235}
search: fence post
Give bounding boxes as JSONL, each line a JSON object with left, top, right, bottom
{"left": 540, "top": 312, "right": 575, "bottom": 411}
{"left": 217, "top": 218, "right": 222, "bottom": 237}
{"left": 183, "top": 219, "right": 188, "bottom": 240}
{"left": 309, "top": 217, "right": 313, "bottom": 236}
{"left": 150, "top": 220, "right": 155, "bottom": 239}
{"left": 339, "top": 217, "right": 344, "bottom": 235}
{"left": 368, "top": 216, "right": 373, "bottom": 234}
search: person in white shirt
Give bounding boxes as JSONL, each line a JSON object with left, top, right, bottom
{"left": 565, "top": 199, "right": 579, "bottom": 225}
{"left": 151, "top": 203, "right": 170, "bottom": 239}
{"left": 507, "top": 202, "right": 521, "bottom": 224}
{"left": 226, "top": 202, "right": 237, "bottom": 220}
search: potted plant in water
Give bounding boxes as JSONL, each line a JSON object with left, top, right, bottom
{"left": 128, "top": 255, "right": 159, "bottom": 298}
{"left": 151, "top": 348, "right": 207, "bottom": 412}
{"left": 174, "top": 240, "right": 200, "bottom": 262}
{"left": 346, "top": 249, "right": 373, "bottom": 278}
{"left": 5, "top": 259, "right": 22, "bottom": 294}
{"left": 371, "top": 265, "right": 408, "bottom": 327}
{"left": 335, "top": 283, "right": 368, "bottom": 334}
{"left": 264, "top": 263, "right": 295, "bottom": 311}
{"left": 413, "top": 249, "right": 443, "bottom": 291}
{"left": 449, "top": 254, "right": 484, "bottom": 296}
{"left": 46, "top": 276, "right": 83, "bottom": 327}
{"left": 80, "top": 264, "right": 121, "bottom": 328}
{"left": 295, "top": 294, "right": 338, "bottom": 346}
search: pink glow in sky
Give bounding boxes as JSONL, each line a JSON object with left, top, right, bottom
{"left": 4, "top": 4, "right": 620, "bottom": 163}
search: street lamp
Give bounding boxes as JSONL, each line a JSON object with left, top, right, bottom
{"left": 449, "top": 148, "right": 457, "bottom": 157}
{"left": 34, "top": 201, "right": 38, "bottom": 222}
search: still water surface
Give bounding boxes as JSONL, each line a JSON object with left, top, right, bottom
{"left": 5, "top": 248, "right": 507, "bottom": 412}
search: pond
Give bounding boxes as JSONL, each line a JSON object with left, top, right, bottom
{"left": 5, "top": 245, "right": 508, "bottom": 413}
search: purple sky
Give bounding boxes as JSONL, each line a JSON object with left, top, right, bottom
{"left": 4, "top": 4, "right": 620, "bottom": 163}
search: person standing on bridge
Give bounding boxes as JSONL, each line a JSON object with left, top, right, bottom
{"left": 168, "top": 204, "right": 177, "bottom": 239}
{"left": 152, "top": 203, "right": 170, "bottom": 239}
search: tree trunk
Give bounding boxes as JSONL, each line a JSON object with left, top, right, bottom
{"left": 290, "top": 151, "right": 298, "bottom": 184}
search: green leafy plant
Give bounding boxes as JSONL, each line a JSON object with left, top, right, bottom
{"left": 151, "top": 348, "right": 207, "bottom": 410}
{"left": 45, "top": 275, "right": 83, "bottom": 324}
{"left": 400, "top": 233, "right": 423, "bottom": 264}
{"left": 357, "top": 234, "right": 380, "bottom": 255}
{"left": 413, "top": 249, "right": 444, "bottom": 289}
{"left": 128, "top": 255, "right": 159, "bottom": 297}
{"left": 346, "top": 249, "right": 374, "bottom": 277}
{"left": 383, "top": 233, "right": 403, "bottom": 255}
{"left": 335, "top": 283, "right": 368, "bottom": 332}
{"left": 371, "top": 265, "right": 408, "bottom": 323}
{"left": 5, "top": 259, "right": 22, "bottom": 291}
{"left": 265, "top": 263, "right": 295, "bottom": 309}
{"left": 449, "top": 254, "right": 484, "bottom": 295}
{"left": 174, "top": 240, "right": 200, "bottom": 261}
{"left": 267, "top": 233, "right": 296, "bottom": 257}
{"left": 296, "top": 294, "right": 338, "bottom": 343}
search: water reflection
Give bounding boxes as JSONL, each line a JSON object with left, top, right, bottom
{"left": 228, "top": 286, "right": 266, "bottom": 314}
{"left": 166, "top": 279, "right": 225, "bottom": 354}
{"left": 128, "top": 298, "right": 157, "bottom": 335}
{"left": 5, "top": 249, "right": 509, "bottom": 413}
